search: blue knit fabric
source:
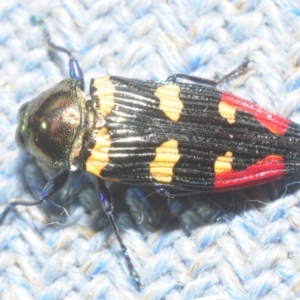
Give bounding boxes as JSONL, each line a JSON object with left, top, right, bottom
{"left": 1, "top": 0, "right": 300, "bottom": 299}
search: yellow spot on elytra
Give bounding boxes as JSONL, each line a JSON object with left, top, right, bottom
{"left": 150, "top": 140, "right": 181, "bottom": 183}
{"left": 219, "top": 101, "right": 236, "bottom": 124}
{"left": 92, "top": 76, "right": 115, "bottom": 117}
{"left": 214, "top": 151, "right": 233, "bottom": 174}
{"left": 86, "top": 127, "right": 111, "bottom": 176}
{"left": 154, "top": 85, "right": 183, "bottom": 121}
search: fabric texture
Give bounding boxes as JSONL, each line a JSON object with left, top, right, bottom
{"left": 1, "top": 0, "right": 300, "bottom": 299}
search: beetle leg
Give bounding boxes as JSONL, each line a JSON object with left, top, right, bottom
{"left": 167, "top": 60, "right": 250, "bottom": 87}
{"left": 166, "top": 74, "right": 217, "bottom": 86}
{"left": 40, "top": 169, "right": 70, "bottom": 200}
{"left": 216, "top": 60, "right": 250, "bottom": 86}
{"left": 96, "top": 178, "right": 141, "bottom": 286}
{"left": 31, "top": 16, "right": 84, "bottom": 90}
{"left": 0, "top": 169, "right": 70, "bottom": 224}
{"left": 155, "top": 185, "right": 200, "bottom": 197}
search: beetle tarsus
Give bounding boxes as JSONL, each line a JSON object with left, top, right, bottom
{"left": 217, "top": 60, "right": 251, "bottom": 86}
{"left": 97, "top": 178, "right": 141, "bottom": 286}
{"left": 0, "top": 204, "right": 12, "bottom": 224}
{"left": 0, "top": 199, "right": 45, "bottom": 225}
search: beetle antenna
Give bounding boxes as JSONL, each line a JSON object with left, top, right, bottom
{"left": 30, "top": 16, "right": 84, "bottom": 90}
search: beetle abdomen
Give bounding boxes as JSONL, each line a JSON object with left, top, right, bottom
{"left": 84, "top": 76, "right": 300, "bottom": 192}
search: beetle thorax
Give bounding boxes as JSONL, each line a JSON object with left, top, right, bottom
{"left": 16, "top": 80, "right": 89, "bottom": 169}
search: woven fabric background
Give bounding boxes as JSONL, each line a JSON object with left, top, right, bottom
{"left": 1, "top": 0, "right": 300, "bottom": 299}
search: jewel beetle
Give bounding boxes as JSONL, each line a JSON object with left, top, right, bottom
{"left": 3, "top": 16, "right": 300, "bottom": 286}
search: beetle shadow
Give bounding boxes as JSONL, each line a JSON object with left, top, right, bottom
{"left": 120, "top": 174, "right": 300, "bottom": 234}
{"left": 19, "top": 156, "right": 300, "bottom": 235}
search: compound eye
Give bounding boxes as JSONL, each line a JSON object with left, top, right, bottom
{"left": 15, "top": 101, "right": 29, "bottom": 150}
{"left": 15, "top": 130, "right": 26, "bottom": 149}
{"left": 17, "top": 102, "right": 29, "bottom": 121}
